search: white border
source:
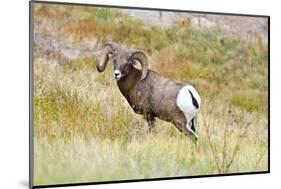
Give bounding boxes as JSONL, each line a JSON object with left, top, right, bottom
{"left": 1, "top": 0, "right": 279, "bottom": 189}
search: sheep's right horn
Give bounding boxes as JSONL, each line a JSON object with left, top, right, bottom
{"left": 96, "top": 42, "right": 119, "bottom": 72}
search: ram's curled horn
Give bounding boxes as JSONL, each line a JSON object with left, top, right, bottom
{"left": 128, "top": 50, "right": 148, "bottom": 80}
{"left": 96, "top": 42, "right": 119, "bottom": 72}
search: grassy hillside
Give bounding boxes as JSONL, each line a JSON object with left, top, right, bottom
{"left": 33, "top": 4, "right": 268, "bottom": 186}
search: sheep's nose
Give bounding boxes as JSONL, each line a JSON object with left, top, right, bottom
{"left": 113, "top": 70, "right": 121, "bottom": 80}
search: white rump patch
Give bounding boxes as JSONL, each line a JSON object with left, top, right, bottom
{"left": 176, "top": 85, "right": 201, "bottom": 138}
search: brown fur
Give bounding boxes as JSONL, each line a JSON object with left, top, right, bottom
{"left": 117, "top": 65, "right": 189, "bottom": 136}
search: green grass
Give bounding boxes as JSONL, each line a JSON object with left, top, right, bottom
{"left": 33, "top": 4, "right": 268, "bottom": 186}
{"left": 33, "top": 61, "right": 268, "bottom": 185}
{"left": 34, "top": 132, "right": 267, "bottom": 185}
{"left": 230, "top": 90, "right": 268, "bottom": 114}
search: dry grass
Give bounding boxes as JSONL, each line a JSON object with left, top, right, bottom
{"left": 33, "top": 3, "right": 268, "bottom": 186}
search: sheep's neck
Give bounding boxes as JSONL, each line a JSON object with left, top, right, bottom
{"left": 117, "top": 66, "right": 141, "bottom": 99}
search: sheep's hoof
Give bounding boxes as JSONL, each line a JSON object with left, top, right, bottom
{"left": 190, "top": 133, "right": 198, "bottom": 144}
{"left": 192, "top": 136, "right": 198, "bottom": 144}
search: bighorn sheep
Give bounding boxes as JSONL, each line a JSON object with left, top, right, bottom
{"left": 96, "top": 42, "right": 201, "bottom": 140}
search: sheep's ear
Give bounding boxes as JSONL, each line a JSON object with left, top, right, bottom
{"left": 128, "top": 59, "right": 137, "bottom": 65}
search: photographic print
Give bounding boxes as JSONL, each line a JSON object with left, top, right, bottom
{"left": 30, "top": 1, "right": 269, "bottom": 188}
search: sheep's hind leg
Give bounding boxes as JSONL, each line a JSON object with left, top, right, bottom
{"left": 186, "top": 121, "right": 198, "bottom": 141}
{"left": 190, "top": 117, "right": 196, "bottom": 133}
{"left": 173, "top": 119, "right": 198, "bottom": 142}
{"left": 188, "top": 116, "right": 198, "bottom": 139}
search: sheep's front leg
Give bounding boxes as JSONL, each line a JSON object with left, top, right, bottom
{"left": 144, "top": 113, "right": 156, "bottom": 134}
{"left": 147, "top": 119, "right": 156, "bottom": 134}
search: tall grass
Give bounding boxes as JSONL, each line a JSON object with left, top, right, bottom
{"left": 33, "top": 4, "right": 268, "bottom": 186}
